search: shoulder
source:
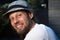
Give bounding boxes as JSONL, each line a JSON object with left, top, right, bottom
{"left": 37, "top": 24, "right": 56, "bottom": 36}
{"left": 24, "top": 24, "right": 49, "bottom": 40}
{"left": 36, "top": 24, "right": 58, "bottom": 40}
{"left": 40, "top": 24, "right": 58, "bottom": 40}
{"left": 37, "top": 24, "right": 53, "bottom": 31}
{"left": 35, "top": 24, "right": 49, "bottom": 31}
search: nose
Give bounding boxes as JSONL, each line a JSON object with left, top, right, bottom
{"left": 13, "top": 18, "right": 19, "bottom": 24}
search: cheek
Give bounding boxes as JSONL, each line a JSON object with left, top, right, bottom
{"left": 11, "top": 22, "right": 15, "bottom": 28}
{"left": 19, "top": 16, "right": 29, "bottom": 26}
{"left": 11, "top": 22, "right": 18, "bottom": 31}
{"left": 19, "top": 15, "right": 27, "bottom": 22}
{"left": 23, "top": 18, "right": 30, "bottom": 28}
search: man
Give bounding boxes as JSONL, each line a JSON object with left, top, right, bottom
{"left": 3, "top": 0, "right": 58, "bottom": 40}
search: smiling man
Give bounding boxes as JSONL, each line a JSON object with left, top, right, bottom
{"left": 3, "top": 0, "right": 59, "bottom": 40}
{"left": 9, "top": 10, "right": 35, "bottom": 35}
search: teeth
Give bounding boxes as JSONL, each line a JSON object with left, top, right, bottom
{"left": 17, "top": 25, "right": 22, "bottom": 30}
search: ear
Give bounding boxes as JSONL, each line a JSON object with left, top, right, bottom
{"left": 29, "top": 13, "right": 34, "bottom": 19}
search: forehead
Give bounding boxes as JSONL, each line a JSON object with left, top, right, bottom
{"left": 9, "top": 10, "right": 27, "bottom": 16}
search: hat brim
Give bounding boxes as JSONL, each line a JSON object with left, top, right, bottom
{"left": 3, "top": 7, "right": 32, "bottom": 17}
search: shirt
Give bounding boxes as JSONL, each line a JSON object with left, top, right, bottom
{"left": 24, "top": 23, "right": 58, "bottom": 40}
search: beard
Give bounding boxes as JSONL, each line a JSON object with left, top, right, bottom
{"left": 19, "top": 22, "right": 31, "bottom": 37}
{"left": 10, "top": 24, "right": 31, "bottom": 40}
{"left": 12, "top": 20, "right": 32, "bottom": 40}
{"left": 17, "top": 22, "right": 32, "bottom": 40}
{"left": 18, "top": 18, "right": 32, "bottom": 36}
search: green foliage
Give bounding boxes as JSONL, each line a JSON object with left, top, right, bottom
{"left": 27, "top": 0, "right": 47, "bottom": 9}
{"left": 27, "top": 0, "right": 41, "bottom": 9}
{"left": 27, "top": 0, "right": 37, "bottom": 9}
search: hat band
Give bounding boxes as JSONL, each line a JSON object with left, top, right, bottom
{"left": 7, "top": 5, "right": 29, "bottom": 11}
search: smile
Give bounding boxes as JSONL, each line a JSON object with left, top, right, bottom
{"left": 16, "top": 25, "right": 23, "bottom": 30}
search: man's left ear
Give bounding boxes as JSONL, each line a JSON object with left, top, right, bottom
{"left": 29, "top": 13, "right": 34, "bottom": 19}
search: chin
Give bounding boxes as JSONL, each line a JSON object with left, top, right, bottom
{"left": 16, "top": 30, "right": 24, "bottom": 34}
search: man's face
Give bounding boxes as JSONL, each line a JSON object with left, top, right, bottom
{"left": 9, "top": 10, "right": 33, "bottom": 34}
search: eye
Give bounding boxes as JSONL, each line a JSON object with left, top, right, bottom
{"left": 10, "top": 17, "right": 14, "bottom": 22}
{"left": 18, "top": 14, "right": 22, "bottom": 16}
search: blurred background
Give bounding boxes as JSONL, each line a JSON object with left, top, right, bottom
{"left": 0, "top": 0, "right": 60, "bottom": 40}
